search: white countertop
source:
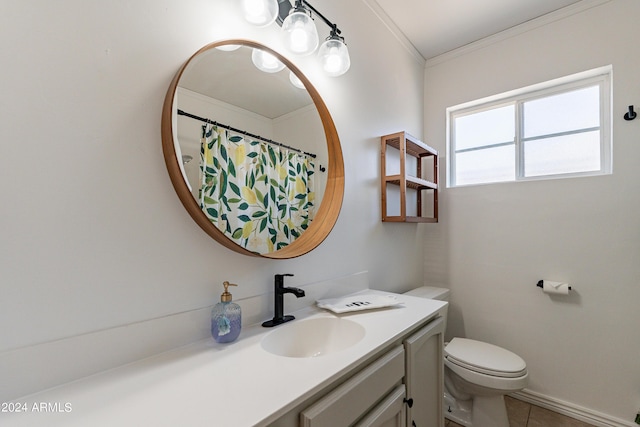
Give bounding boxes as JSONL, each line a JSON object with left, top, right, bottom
{"left": 1, "top": 291, "right": 446, "bottom": 427}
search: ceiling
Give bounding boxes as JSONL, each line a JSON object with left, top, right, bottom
{"left": 371, "top": 0, "right": 583, "bottom": 60}
{"left": 179, "top": 45, "right": 313, "bottom": 119}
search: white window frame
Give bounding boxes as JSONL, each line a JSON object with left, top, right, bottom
{"left": 446, "top": 66, "right": 612, "bottom": 188}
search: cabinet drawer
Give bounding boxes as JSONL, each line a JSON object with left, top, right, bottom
{"left": 354, "top": 385, "right": 406, "bottom": 427}
{"left": 301, "top": 346, "right": 404, "bottom": 427}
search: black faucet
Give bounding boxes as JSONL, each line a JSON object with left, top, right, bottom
{"left": 262, "top": 274, "right": 305, "bottom": 327}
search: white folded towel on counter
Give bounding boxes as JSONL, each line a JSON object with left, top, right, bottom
{"left": 316, "top": 290, "right": 404, "bottom": 314}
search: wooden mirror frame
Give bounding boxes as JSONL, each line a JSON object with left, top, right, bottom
{"left": 161, "top": 40, "right": 344, "bottom": 259}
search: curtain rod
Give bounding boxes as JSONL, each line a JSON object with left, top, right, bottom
{"left": 177, "top": 109, "right": 316, "bottom": 159}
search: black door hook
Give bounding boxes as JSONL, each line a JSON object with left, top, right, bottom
{"left": 624, "top": 105, "right": 637, "bottom": 121}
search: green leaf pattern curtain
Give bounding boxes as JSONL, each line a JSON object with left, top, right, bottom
{"left": 199, "top": 124, "right": 316, "bottom": 253}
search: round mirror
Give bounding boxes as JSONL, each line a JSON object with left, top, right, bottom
{"left": 161, "top": 40, "right": 344, "bottom": 259}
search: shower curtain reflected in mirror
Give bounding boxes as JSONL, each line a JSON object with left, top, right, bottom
{"left": 199, "top": 124, "right": 316, "bottom": 253}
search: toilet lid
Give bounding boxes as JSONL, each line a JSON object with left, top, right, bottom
{"left": 445, "top": 338, "right": 527, "bottom": 378}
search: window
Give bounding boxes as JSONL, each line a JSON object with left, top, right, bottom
{"left": 447, "top": 67, "right": 612, "bottom": 187}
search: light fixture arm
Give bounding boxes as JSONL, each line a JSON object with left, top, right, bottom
{"left": 276, "top": 0, "right": 343, "bottom": 40}
{"left": 300, "top": 1, "right": 342, "bottom": 37}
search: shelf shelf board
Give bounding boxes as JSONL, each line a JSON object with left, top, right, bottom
{"left": 382, "top": 216, "right": 439, "bottom": 223}
{"left": 385, "top": 132, "right": 437, "bottom": 158}
{"left": 384, "top": 175, "right": 438, "bottom": 190}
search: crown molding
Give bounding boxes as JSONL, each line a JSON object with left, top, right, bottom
{"left": 361, "top": 0, "right": 425, "bottom": 64}
{"left": 425, "top": 0, "right": 613, "bottom": 68}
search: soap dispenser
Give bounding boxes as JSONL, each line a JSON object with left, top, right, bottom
{"left": 211, "top": 281, "right": 241, "bottom": 343}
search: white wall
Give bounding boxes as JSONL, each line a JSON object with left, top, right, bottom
{"left": 0, "top": 0, "right": 425, "bottom": 400}
{"left": 274, "top": 104, "right": 329, "bottom": 205}
{"left": 423, "top": 0, "right": 640, "bottom": 424}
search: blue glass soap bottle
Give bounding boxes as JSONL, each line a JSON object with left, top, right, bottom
{"left": 211, "top": 281, "right": 241, "bottom": 343}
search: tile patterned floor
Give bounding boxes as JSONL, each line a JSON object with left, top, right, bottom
{"left": 444, "top": 396, "right": 596, "bottom": 427}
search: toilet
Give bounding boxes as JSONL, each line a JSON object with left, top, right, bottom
{"left": 404, "top": 286, "right": 528, "bottom": 427}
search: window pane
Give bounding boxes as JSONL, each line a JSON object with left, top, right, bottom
{"left": 454, "top": 104, "right": 514, "bottom": 151}
{"left": 455, "top": 145, "right": 515, "bottom": 186}
{"left": 524, "top": 130, "right": 600, "bottom": 177}
{"left": 523, "top": 86, "right": 600, "bottom": 138}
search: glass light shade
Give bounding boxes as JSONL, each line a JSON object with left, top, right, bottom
{"left": 215, "top": 44, "right": 241, "bottom": 52}
{"left": 251, "top": 48, "right": 285, "bottom": 73}
{"left": 318, "top": 38, "right": 351, "bottom": 77}
{"left": 241, "top": 0, "right": 278, "bottom": 27}
{"left": 289, "top": 71, "right": 306, "bottom": 89}
{"left": 281, "top": 11, "right": 319, "bottom": 56}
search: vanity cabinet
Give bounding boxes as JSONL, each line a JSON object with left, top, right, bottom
{"left": 266, "top": 315, "right": 445, "bottom": 427}
{"left": 381, "top": 131, "right": 438, "bottom": 223}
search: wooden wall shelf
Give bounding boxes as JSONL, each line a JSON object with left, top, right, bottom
{"left": 381, "top": 132, "right": 438, "bottom": 223}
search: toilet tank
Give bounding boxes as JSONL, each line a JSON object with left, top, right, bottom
{"left": 404, "top": 286, "right": 450, "bottom": 301}
{"left": 404, "top": 286, "right": 450, "bottom": 334}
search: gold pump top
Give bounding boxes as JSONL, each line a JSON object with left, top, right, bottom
{"left": 221, "top": 281, "right": 237, "bottom": 302}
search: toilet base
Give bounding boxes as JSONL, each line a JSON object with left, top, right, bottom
{"left": 443, "top": 391, "right": 472, "bottom": 426}
{"left": 472, "top": 395, "right": 509, "bottom": 427}
{"left": 443, "top": 392, "right": 510, "bottom": 427}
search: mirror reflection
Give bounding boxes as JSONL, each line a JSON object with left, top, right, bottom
{"left": 172, "top": 42, "right": 329, "bottom": 254}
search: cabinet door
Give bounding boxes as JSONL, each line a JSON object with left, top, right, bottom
{"left": 404, "top": 317, "right": 445, "bottom": 427}
{"left": 354, "top": 385, "right": 406, "bottom": 427}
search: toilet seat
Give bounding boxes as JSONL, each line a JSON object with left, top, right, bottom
{"left": 445, "top": 338, "right": 527, "bottom": 378}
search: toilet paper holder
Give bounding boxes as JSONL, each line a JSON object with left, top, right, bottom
{"left": 536, "top": 280, "right": 572, "bottom": 291}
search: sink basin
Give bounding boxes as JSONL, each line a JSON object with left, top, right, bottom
{"left": 261, "top": 317, "right": 366, "bottom": 358}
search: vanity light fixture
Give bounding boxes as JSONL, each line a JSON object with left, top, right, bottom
{"left": 251, "top": 48, "right": 286, "bottom": 73}
{"left": 288, "top": 71, "right": 306, "bottom": 89}
{"left": 243, "top": 0, "right": 351, "bottom": 77}
{"left": 241, "top": 0, "right": 279, "bottom": 27}
{"left": 281, "top": 1, "right": 319, "bottom": 56}
{"left": 317, "top": 26, "right": 350, "bottom": 77}
{"left": 215, "top": 44, "right": 242, "bottom": 52}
